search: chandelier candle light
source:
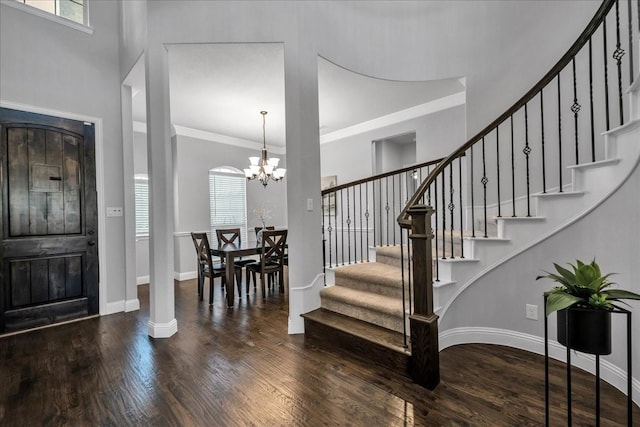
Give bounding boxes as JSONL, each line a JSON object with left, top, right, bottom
{"left": 244, "top": 111, "right": 286, "bottom": 187}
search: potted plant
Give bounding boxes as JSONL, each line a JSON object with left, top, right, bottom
{"left": 537, "top": 259, "right": 640, "bottom": 355}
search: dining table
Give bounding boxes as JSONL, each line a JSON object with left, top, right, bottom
{"left": 210, "top": 243, "right": 260, "bottom": 307}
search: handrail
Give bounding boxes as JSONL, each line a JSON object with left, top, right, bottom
{"left": 397, "top": 0, "right": 616, "bottom": 227}
{"left": 322, "top": 156, "right": 444, "bottom": 196}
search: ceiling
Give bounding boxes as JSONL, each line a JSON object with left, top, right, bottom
{"left": 128, "top": 43, "right": 464, "bottom": 149}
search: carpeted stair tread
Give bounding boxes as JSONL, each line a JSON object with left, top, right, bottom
{"left": 334, "top": 262, "right": 405, "bottom": 289}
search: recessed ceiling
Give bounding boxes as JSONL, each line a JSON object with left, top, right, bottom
{"left": 128, "top": 44, "right": 464, "bottom": 149}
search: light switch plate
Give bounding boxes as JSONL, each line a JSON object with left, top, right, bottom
{"left": 306, "top": 198, "right": 313, "bottom": 211}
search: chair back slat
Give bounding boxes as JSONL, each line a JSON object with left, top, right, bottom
{"left": 260, "top": 230, "right": 287, "bottom": 266}
{"left": 216, "top": 228, "right": 241, "bottom": 247}
{"left": 191, "top": 232, "right": 213, "bottom": 270}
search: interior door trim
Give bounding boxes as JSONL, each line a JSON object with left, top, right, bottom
{"left": 1, "top": 100, "right": 107, "bottom": 316}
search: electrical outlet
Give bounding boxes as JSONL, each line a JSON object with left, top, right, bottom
{"left": 526, "top": 304, "right": 538, "bottom": 320}
{"left": 107, "top": 207, "right": 123, "bottom": 217}
{"left": 306, "top": 198, "right": 313, "bottom": 211}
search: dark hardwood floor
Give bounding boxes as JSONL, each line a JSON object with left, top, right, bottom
{"left": 0, "top": 278, "right": 637, "bottom": 426}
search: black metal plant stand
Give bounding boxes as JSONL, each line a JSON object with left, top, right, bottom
{"left": 544, "top": 296, "right": 633, "bottom": 426}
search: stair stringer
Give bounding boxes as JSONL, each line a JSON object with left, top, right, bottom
{"left": 438, "top": 116, "right": 640, "bottom": 324}
{"left": 433, "top": 118, "right": 640, "bottom": 404}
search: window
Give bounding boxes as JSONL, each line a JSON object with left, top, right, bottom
{"left": 135, "top": 175, "right": 149, "bottom": 237}
{"left": 209, "top": 167, "right": 247, "bottom": 246}
{"left": 13, "top": 0, "right": 87, "bottom": 26}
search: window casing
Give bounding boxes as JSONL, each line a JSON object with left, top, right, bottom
{"left": 12, "top": 0, "right": 88, "bottom": 26}
{"left": 135, "top": 175, "right": 149, "bottom": 237}
{"left": 209, "top": 167, "right": 248, "bottom": 246}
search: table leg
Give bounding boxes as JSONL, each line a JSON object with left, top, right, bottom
{"left": 225, "top": 254, "right": 235, "bottom": 307}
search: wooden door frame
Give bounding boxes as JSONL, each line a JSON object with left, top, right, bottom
{"left": 1, "top": 100, "right": 107, "bottom": 316}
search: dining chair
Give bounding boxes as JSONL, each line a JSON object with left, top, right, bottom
{"left": 215, "top": 228, "right": 255, "bottom": 293}
{"left": 254, "top": 225, "right": 275, "bottom": 245}
{"left": 190, "top": 232, "right": 241, "bottom": 305}
{"left": 246, "top": 229, "right": 287, "bottom": 297}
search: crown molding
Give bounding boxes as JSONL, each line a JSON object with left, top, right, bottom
{"left": 132, "top": 121, "right": 286, "bottom": 155}
{"left": 320, "top": 91, "right": 466, "bottom": 144}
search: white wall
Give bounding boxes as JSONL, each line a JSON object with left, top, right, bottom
{"left": 322, "top": 105, "right": 465, "bottom": 184}
{"left": 1, "top": 1, "right": 126, "bottom": 306}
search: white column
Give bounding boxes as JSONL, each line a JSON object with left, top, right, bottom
{"left": 145, "top": 43, "right": 177, "bottom": 338}
{"left": 285, "top": 38, "right": 325, "bottom": 334}
{"left": 120, "top": 84, "right": 140, "bottom": 313}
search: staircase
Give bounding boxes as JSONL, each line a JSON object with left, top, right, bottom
{"left": 305, "top": 0, "right": 640, "bottom": 385}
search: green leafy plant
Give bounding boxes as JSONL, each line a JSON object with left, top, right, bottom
{"left": 536, "top": 259, "right": 640, "bottom": 315}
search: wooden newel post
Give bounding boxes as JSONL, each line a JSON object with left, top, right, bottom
{"left": 407, "top": 204, "right": 440, "bottom": 389}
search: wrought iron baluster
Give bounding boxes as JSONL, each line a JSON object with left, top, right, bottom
{"left": 385, "top": 176, "right": 390, "bottom": 245}
{"left": 340, "top": 189, "right": 344, "bottom": 265}
{"left": 365, "top": 182, "right": 370, "bottom": 262}
{"left": 441, "top": 171, "right": 446, "bottom": 259}
{"left": 572, "top": 58, "right": 581, "bottom": 165}
{"left": 359, "top": 184, "right": 363, "bottom": 263}
{"left": 322, "top": 195, "right": 327, "bottom": 276}
{"left": 558, "top": 74, "right": 564, "bottom": 193}
{"left": 510, "top": 115, "right": 516, "bottom": 216}
{"left": 523, "top": 103, "right": 532, "bottom": 217}
{"left": 327, "top": 194, "right": 333, "bottom": 268}
{"left": 458, "top": 155, "right": 464, "bottom": 258}
{"left": 347, "top": 187, "right": 351, "bottom": 264}
{"left": 352, "top": 186, "right": 357, "bottom": 262}
{"left": 449, "top": 163, "right": 455, "bottom": 258}
{"left": 407, "top": 227, "right": 413, "bottom": 316}
{"left": 496, "top": 127, "right": 502, "bottom": 217}
{"left": 434, "top": 174, "right": 440, "bottom": 273}
{"left": 614, "top": 0, "right": 625, "bottom": 126}
{"left": 541, "top": 89, "right": 547, "bottom": 192}
{"left": 373, "top": 180, "right": 377, "bottom": 247}
{"left": 604, "top": 17, "right": 611, "bottom": 131}
{"left": 400, "top": 229, "right": 407, "bottom": 348}
{"left": 589, "top": 37, "right": 596, "bottom": 162}
{"left": 481, "top": 136, "right": 488, "bottom": 237}
{"left": 470, "top": 145, "right": 476, "bottom": 238}
{"left": 632, "top": 0, "right": 637, "bottom": 85}
{"left": 392, "top": 174, "right": 397, "bottom": 246}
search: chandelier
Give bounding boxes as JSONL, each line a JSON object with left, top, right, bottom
{"left": 244, "top": 111, "right": 286, "bottom": 187}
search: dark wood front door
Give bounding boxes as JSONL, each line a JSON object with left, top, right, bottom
{"left": 0, "top": 108, "right": 99, "bottom": 333}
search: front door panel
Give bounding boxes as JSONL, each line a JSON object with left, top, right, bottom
{"left": 0, "top": 108, "right": 98, "bottom": 333}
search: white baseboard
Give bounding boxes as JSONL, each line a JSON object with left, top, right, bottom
{"left": 148, "top": 319, "right": 178, "bottom": 338}
{"left": 106, "top": 299, "right": 140, "bottom": 314}
{"left": 175, "top": 271, "right": 197, "bottom": 281}
{"left": 125, "top": 299, "right": 140, "bottom": 312}
{"left": 288, "top": 273, "right": 325, "bottom": 334}
{"left": 440, "top": 327, "right": 640, "bottom": 406}
{"left": 136, "top": 275, "right": 150, "bottom": 285}
{"left": 105, "top": 300, "right": 125, "bottom": 315}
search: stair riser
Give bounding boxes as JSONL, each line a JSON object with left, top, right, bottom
{"left": 334, "top": 274, "right": 405, "bottom": 298}
{"left": 303, "top": 317, "right": 410, "bottom": 375}
{"left": 321, "top": 298, "right": 404, "bottom": 333}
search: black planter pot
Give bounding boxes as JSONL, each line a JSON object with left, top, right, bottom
{"left": 557, "top": 307, "right": 612, "bottom": 355}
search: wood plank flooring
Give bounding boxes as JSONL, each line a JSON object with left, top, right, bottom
{"left": 0, "top": 278, "right": 638, "bottom": 426}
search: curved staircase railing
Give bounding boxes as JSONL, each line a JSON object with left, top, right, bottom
{"left": 321, "top": 156, "right": 444, "bottom": 269}
{"left": 398, "top": 0, "right": 638, "bottom": 388}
